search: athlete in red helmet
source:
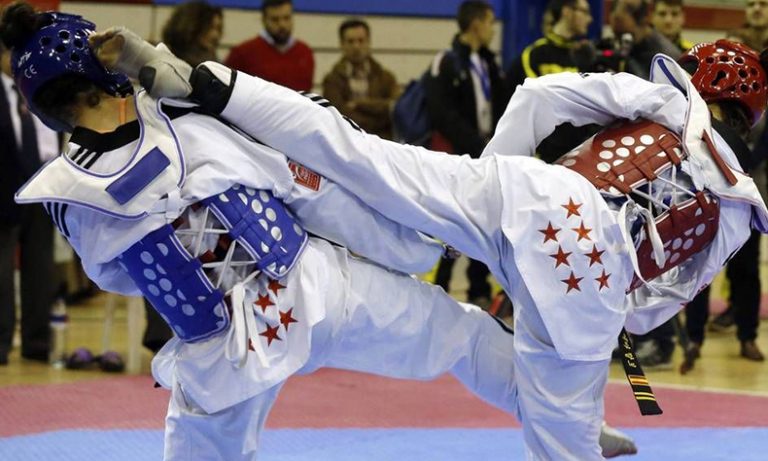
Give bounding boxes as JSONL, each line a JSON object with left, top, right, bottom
{"left": 105, "top": 33, "right": 768, "bottom": 460}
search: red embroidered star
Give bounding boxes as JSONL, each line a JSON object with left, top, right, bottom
{"left": 561, "top": 198, "right": 583, "bottom": 218}
{"left": 585, "top": 245, "right": 604, "bottom": 266}
{"left": 259, "top": 323, "right": 282, "bottom": 346}
{"left": 254, "top": 294, "right": 273, "bottom": 313}
{"left": 596, "top": 270, "right": 611, "bottom": 290}
{"left": 549, "top": 246, "right": 572, "bottom": 268}
{"left": 538, "top": 222, "right": 561, "bottom": 243}
{"left": 268, "top": 279, "right": 286, "bottom": 296}
{"left": 571, "top": 222, "right": 592, "bottom": 241}
{"left": 280, "top": 308, "right": 298, "bottom": 331}
{"left": 561, "top": 271, "right": 583, "bottom": 293}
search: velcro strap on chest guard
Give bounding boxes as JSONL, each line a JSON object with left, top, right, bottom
{"left": 119, "top": 224, "right": 230, "bottom": 342}
{"left": 557, "top": 119, "right": 721, "bottom": 292}
{"left": 201, "top": 185, "right": 308, "bottom": 279}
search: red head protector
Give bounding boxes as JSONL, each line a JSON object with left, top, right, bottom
{"left": 679, "top": 39, "right": 768, "bottom": 126}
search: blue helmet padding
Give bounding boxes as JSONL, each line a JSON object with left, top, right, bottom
{"left": 11, "top": 12, "right": 132, "bottom": 131}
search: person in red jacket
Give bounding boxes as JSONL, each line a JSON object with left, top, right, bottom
{"left": 224, "top": 0, "right": 314, "bottom": 92}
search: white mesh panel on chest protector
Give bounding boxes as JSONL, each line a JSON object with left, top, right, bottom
{"left": 556, "top": 119, "right": 720, "bottom": 291}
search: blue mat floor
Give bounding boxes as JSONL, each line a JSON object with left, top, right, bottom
{"left": 1, "top": 428, "right": 766, "bottom": 460}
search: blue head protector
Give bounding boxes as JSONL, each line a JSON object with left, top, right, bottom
{"left": 10, "top": 12, "right": 132, "bottom": 132}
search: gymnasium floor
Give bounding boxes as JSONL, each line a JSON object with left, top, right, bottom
{"left": 1, "top": 266, "right": 767, "bottom": 461}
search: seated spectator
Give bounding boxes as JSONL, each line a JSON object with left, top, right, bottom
{"left": 225, "top": 0, "right": 314, "bottom": 92}
{"left": 322, "top": 18, "right": 399, "bottom": 140}
{"left": 161, "top": 0, "right": 223, "bottom": 67}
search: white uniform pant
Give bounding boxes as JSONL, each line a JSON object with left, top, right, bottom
{"left": 163, "top": 246, "right": 519, "bottom": 461}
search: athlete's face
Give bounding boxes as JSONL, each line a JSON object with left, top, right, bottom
{"left": 341, "top": 26, "right": 370, "bottom": 65}
{"left": 263, "top": 3, "right": 293, "bottom": 46}
{"left": 747, "top": 0, "right": 768, "bottom": 29}
{"left": 652, "top": 3, "right": 684, "bottom": 40}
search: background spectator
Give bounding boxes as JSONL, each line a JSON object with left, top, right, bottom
{"left": 161, "top": 0, "right": 223, "bottom": 67}
{"left": 609, "top": 0, "right": 680, "bottom": 79}
{"left": 651, "top": 0, "right": 693, "bottom": 52}
{"left": 322, "top": 18, "right": 399, "bottom": 140}
{"left": 727, "top": 0, "right": 768, "bottom": 51}
{"left": 507, "top": 0, "right": 592, "bottom": 92}
{"left": 426, "top": 0, "right": 506, "bottom": 307}
{"left": 225, "top": 0, "right": 314, "bottom": 92}
{"left": 0, "top": 42, "right": 59, "bottom": 365}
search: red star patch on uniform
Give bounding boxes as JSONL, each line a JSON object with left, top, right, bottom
{"left": 585, "top": 245, "right": 604, "bottom": 266}
{"left": 561, "top": 198, "right": 583, "bottom": 218}
{"left": 596, "top": 270, "right": 611, "bottom": 290}
{"left": 268, "top": 279, "right": 286, "bottom": 296}
{"left": 280, "top": 308, "right": 298, "bottom": 331}
{"left": 549, "top": 246, "right": 572, "bottom": 268}
{"left": 538, "top": 222, "right": 561, "bottom": 243}
{"left": 254, "top": 294, "right": 273, "bottom": 313}
{"left": 571, "top": 222, "right": 592, "bottom": 241}
{"left": 259, "top": 323, "right": 282, "bottom": 346}
{"left": 561, "top": 271, "right": 583, "bottom": 293}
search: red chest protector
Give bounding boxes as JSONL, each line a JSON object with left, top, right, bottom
{"left": 555, "top": 119, "right": 720, "bottom": 291}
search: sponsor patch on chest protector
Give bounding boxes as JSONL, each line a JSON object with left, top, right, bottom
{"left": 288, "top": 161, "right": 321, "bottom": 191}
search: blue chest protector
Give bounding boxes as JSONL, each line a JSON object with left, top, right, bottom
{"left": 119, "top": 185, "right": 308, "bottom": 342}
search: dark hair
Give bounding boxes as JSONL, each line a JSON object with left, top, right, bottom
{"left": 338, "top": 18, "right": 369, "bottom": 41}
{"left": 0, "top": 1, "right": 43, "bottom": 49}
{"left": 457, "top": 1, "right": 493, "bottom": 32}
{"left": 612, "top": 0, "right": 650, "bottom": 25}
{"left": 0, "top": 1, "right": 100, "bottom": 130}
{"left": 262, "top": 0, "right": 291, "bottom": 14}
{"left": 161, "top": 1, "right": 222, "bottom": 66}
{"left": 547, "top": 0, "right": 577, "bottom": 24}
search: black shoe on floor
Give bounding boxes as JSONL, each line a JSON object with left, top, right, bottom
{"left": 741, "top": 341, "right": 765, "bottom": 362}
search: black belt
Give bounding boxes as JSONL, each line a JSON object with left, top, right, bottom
{"left": 618, "top": 328, "right": 663, "bottom": 416}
